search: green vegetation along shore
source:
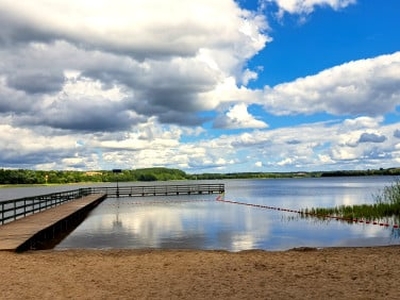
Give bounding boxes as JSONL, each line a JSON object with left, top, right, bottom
{"left": 300, "top": 179, "right": 400, "bottom": 223}
{"left": 1, "top": 167, "right": 400, "bottom": 185}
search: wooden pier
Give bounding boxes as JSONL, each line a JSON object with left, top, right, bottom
{"left": 0, "top": 194, "right": 106, "bottom": 252}
{"left": 92, "top": 183, "right": 225, "bottom": 198}
{"left": 0, "top": 183, "right": 224, "bottom": 251}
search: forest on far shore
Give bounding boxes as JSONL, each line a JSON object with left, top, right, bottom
{"left": 1, "top": 167, "right": 400, "bottom": 185}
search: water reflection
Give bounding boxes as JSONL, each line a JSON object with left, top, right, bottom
{"left": 57, "top": 196, "right": 275, "bottom": 251}
{"left": 53, "top": 177, "right": 400, "bottom": 251}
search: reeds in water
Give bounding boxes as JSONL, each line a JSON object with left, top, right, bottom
{"left": 300, "top": 178, "right": 400, "bottom": 222}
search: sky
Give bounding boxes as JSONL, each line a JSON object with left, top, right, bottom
{"left": 0, "top": 0, "right": 399, "bottom": 173}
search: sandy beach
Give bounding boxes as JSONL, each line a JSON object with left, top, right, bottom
{"left": 1, "top": 246, "right": 399, "bottom": 299}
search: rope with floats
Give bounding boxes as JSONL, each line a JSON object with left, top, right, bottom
{"left": 216, "top": 194, "right": 399, "bottom": 229}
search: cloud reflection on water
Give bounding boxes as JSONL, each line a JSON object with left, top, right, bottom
{"left": 56, "top": 177, "right": 400, "bottom": 251}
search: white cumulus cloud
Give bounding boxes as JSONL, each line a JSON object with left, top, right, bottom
{"left": 264, "top": 0, "right": 356, "bottom": 18}
{"left": 213, "top": 103, "right": 268, "bottom": 129}
{"left": 262, "top": 52, "right": 400, "bottom": 116}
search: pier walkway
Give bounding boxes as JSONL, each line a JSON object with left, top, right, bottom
{"left": 0, "top": 183, "right": 224, "bottom": 251}
{"left": 0, "top": 194, "right": 106, "bottom": 252}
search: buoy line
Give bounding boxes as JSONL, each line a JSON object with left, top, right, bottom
{"left": 216, "top": 195, "right": 400, "bottom": 229}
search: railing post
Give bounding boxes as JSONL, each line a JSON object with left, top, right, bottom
{"left": 13, "top": 200, "right": 17, "bottom": 221}
{"left": 0, "top": 183, "right": 225, "bottom": 225}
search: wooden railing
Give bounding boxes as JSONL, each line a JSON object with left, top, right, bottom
{"left": 0, "top": 188, "right": 92, "bottom": 225}
{"left": 90, "top": 183, "right": 225, "bottom": 198}
{"left": 0, "top": 183, "right": 225, "bottom": 225}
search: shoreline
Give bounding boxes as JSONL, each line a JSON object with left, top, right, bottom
{"left": 2, "top": 245, "right": 400, "bottom": 299}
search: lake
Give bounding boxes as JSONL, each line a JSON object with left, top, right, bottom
{"left": 46, "top": 176, "right": 400, "bottom": 251}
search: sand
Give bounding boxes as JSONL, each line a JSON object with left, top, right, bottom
{"left": 1, "top": 246, "right": 399, "bottom": 299}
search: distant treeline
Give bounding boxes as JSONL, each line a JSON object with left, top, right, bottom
{"left": 191, "top": 172, "right": 316, "bottom": 180}
{"left": 319, "top": 168, "right": 400, "bottom": 177}
{"left": 0, "top": 168, "right": 187, "bottom": 185}
{"left": 0, "top": 167, "right": 399, "bottom": 185}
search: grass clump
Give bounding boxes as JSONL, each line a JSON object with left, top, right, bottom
{"left": 300, "top": 178, "right": 400, "bottom": 221}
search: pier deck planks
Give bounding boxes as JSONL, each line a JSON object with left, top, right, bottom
{"left": 0, "top": 194, "right": 106, "bottom": 251}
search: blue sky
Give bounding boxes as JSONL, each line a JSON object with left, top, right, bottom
{"left": 0, "top": 0, "right": 399, "bottom": 173}
{"left": 249, "top": 1, "right": 400, "bottom": 86}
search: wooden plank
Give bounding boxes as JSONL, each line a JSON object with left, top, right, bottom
{"left": 0, "top": 194, "right": 106, "bottom": 251}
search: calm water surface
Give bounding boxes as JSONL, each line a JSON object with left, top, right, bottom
{"left": 2, "top": 177, "right": 399, "bottom": 251}
{"left": 53, "top": 176, "right": 400, "bottom": 251}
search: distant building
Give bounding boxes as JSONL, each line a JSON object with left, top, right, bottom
{"left": 85, "top": 171, "right": 103, "bottom": 176}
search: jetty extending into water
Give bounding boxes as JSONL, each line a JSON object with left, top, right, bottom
{"left": 0, "top": 183, "right": 225, "bottom": 251}
{"left": 0, "top": 194, "right": 106, "bottom": 251}
{"left": 92, "top": 183, "right": 225, "bottom": 198}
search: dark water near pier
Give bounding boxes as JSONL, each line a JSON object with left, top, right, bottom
{"left": 51, "top": 176, "right": 400, "bottom": 251}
